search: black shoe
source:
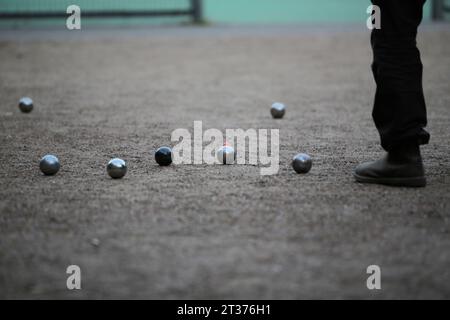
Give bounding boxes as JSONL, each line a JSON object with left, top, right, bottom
{"left": 353, "top": 143, "right": 426, "bottom": 188}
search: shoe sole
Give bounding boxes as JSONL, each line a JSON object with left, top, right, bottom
{"left": 353, "top": 172, "right": 426, "bottom": 188}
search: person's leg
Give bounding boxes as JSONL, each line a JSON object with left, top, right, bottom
{"left": 354, "top": 0, "right": 429, "bottom": 187}
{"left": 371, "top": 0, "right": 430, "bottom": 150}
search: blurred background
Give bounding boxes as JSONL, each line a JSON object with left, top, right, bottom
{"left": 0, "top": 0, "right": 448, "bottom": 28}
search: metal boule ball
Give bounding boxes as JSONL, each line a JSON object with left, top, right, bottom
{"left": 107, "top": 158, "right": 127, "bottom": 179}
{"left": 155, "top": 147, "right": 173, "bottom": 166}
{"left": 19, "top": 97, "right": 34, "bottom": 113}
{"left": 271, "top": 102, "right": 286, "bottom": 119}
{"left": 217, "top": 145, "right": 236, "bottom": 165}
{"left": 292, "top": 153, "right": 312, "bottom": 174}
{"left": 40, "top": 154, "right": 60, "bottom": 175}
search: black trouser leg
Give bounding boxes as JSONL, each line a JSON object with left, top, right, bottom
{"left": 371, "top": 0, "right": 430, "bottom": 151}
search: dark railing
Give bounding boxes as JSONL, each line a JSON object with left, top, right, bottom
{"left": 0, "top": 0, "right": 203, "bottom": 23}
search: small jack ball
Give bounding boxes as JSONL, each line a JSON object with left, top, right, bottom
{"left": 271, "top": 102, "right": 286, "bottom": 119}
{"left": 155, "top": 147, "right": 173, "bottom": 166}
{"left": 40, "top": 155, "right": 60, "bottom": 175}
{"left": 19, "top": 97, "right": 33, "bottom": 113}
{"left": 107, "top": 158, "right": 127, "bottom": 179}
{"left": 292, "top": 153, "right": 312, "bottom": 174}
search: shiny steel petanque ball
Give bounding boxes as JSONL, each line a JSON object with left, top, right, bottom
{"left": 217, "top": 145, "right": 236, "bottom": 165}
{"left": 39, "top": 155, "right": 60, "bottom": 176}
{"left": 292, "top": 153, "right": 312, "bottom": 174}
{"left": 270, "top": 102, "right": 286, "bottom": 119}
{"left": 107, "top": 158, "right": 127, "bottom": 179}
{"left": 155, "top": 147, "right": 173, "bottom": 166}
{"left": 18, "top": 97, "right": 34, "bottom": 113}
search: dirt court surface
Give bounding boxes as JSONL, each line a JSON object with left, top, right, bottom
{"left": 1, "top": 24, "right": 450, "bottom": 299}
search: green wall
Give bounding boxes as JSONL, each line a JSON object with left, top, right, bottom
{"left": 0, "top": 0, "right": 433, "bottom": 26}
{"left": 203, "top": 0, "right": 432, "bottom": 24}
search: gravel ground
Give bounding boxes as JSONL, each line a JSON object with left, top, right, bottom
{"left": 0, "top": 24, "right": 450, "bottom": 299}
